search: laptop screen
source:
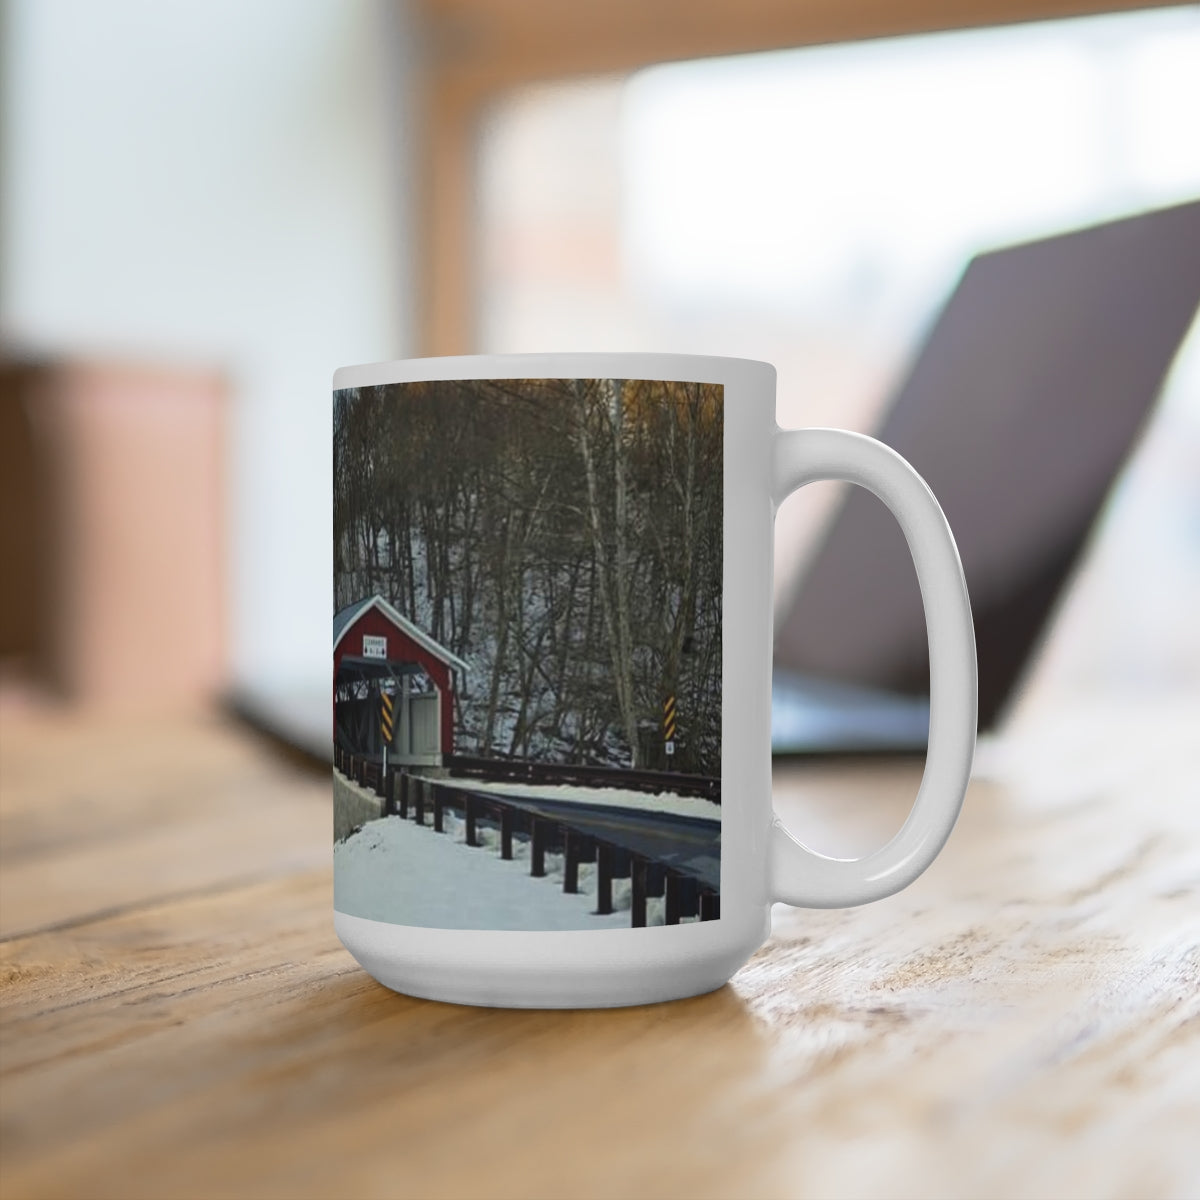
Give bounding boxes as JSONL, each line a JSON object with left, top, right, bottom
{"left": 773, "top": 201, "right": 1200, "bottom": 736}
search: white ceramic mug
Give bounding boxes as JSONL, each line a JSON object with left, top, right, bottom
{"left": 332, "top": 353, "right": 976, "bottom": 1007}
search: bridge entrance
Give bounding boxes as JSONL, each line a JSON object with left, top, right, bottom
{"left": 333, "top": 594, "right": 469, "bottom": 767}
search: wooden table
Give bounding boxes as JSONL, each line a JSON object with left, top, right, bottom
{"left": 2, "top": 695, "right": 1198, "bottom": 1199}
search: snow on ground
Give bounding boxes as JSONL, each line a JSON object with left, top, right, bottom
{"left": 335, "top": 811, "right": 690, "bottom": 930}
{"left": 434, "top": 776, "right": 720, "bottom": 822}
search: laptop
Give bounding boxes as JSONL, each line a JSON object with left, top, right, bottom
{"left": 771, "top": 199, "right": 1200, "bottom": 755}
{"left": 231, "top": 201, "right": 1200, "bottom": 763}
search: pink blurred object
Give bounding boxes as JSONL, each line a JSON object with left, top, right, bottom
{"left": 1, "top": 359, "right": 227, "bottom": 708}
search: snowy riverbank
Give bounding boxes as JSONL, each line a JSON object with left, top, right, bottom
{"left": 334, "top": 811, "right": 680, "bottom": 929}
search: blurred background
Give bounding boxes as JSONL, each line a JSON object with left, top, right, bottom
{"left": 1, "top": 0, "right": 1197, "bottom": 724}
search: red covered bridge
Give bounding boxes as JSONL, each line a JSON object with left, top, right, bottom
{"left": 333, "top": 595, "right": 469, "bottom": 766}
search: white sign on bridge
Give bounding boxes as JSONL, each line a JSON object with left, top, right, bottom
{"left": 362, "top": 634, "right": 388, "bottom": 659}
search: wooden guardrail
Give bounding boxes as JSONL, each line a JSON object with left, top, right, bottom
{"left": 334, "top": 747, "right": 391, "bottom": 802}
{"left": 444, "top": 754, "right": 720, "bottom": 803}
{"left": 334, "top": 746, "right": 719, "bottom": 805}
{"left": 373, "top": 770, "right": 719, "bottom": 928}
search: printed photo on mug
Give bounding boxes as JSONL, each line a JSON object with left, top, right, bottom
{"left": 333, "top": 377, "right": 724, "bottom": 930}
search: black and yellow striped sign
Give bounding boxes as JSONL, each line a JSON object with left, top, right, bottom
{"left": 380, "top": 690, "right": 394, "bottom": 744}
{"left": 663, "top": 694, "right": 677, "bottom": 742}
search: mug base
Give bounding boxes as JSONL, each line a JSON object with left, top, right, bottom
{"left": 334, "top": 908, "right": 767, "bottom": 1009}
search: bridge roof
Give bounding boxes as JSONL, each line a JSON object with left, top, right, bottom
{"left": 333, "top": 595, "right": 470, "bottom": 674}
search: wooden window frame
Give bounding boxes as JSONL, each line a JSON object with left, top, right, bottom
{"left": 412, "top": 0, "right": 1170, "bottom": 355}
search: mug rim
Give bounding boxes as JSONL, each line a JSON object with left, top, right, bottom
{"left": 333, "top": 352, "right": 776, "bottom": 393}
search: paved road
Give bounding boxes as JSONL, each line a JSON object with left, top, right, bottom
{"left": 458, "top": 789, "right": 721, "bottom": 891}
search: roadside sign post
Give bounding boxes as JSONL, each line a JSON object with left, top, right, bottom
{"left": 381, "top": 687, "right": 394, "bottom": 779}
{"left": 663, "top": 694, "right": 677, "bottom": 762}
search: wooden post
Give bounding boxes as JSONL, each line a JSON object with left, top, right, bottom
{"left": 563, "top": 831, "right": 579, "bottom": 893}
{"left": 631, "top": 858, "right": 648, "bottom": 928}
{"left": 700, "top": 890, "right": 720, "bottom": 921}
{"left": 397, "top": 772, "right": 408, "bottom": 819}
{"left": 647, "top": 863, "right": 665, "bottom": 898}
{"left": 595, "top": 843, "right": 614, "bottom": 915}
{"left": 414, "top": 778, "right": 425, "bottom": 826}
{"left": 500, "top": 806, "right": 513, "bottom": 859}
{"left": 665, "top": 872, "right": 683, "bottom": 925}
{"left": 530, "top": 819, "right": 546, "bottom": 877}
{"left": 680, "top": 875, "right": 700, "bottom": 920}
{"left": 465, "top": 795, "right": 478, "bottom": 847}
{"left": 433, "top": 786, "right": 444, "bottom": 833}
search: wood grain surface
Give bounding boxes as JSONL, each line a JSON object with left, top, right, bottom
{"left": 1, "top": 696, "right": 1197, "bottom": 1199}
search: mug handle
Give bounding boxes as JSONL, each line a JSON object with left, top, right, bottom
{"left": 771, "top": 428, "right": 977, "bottom": 907}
